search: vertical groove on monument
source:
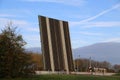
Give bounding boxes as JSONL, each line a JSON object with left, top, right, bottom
{"left": 63, "top": 21, "right": 74, "bottom": 71}
{"left": 54, "top": 19, "right": 64, "bottom": 71}
{"left": 39, "top": 16, "right": 51, "bottom": 71}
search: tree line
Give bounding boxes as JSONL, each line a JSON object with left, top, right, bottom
{"left": 74, "top": 58, "right": 120, "bottom": 73}
{"left": 28, "top": 53, "right": 120, "bottom": 73}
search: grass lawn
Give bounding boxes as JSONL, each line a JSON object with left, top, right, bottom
{"left": 1, "top": 74, "right": 120, "bottom": 80}
{"left": 114, "top": 73, "right": 120, "bottom": 76}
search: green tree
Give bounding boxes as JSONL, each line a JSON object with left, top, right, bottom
{"left": 0, "top": 23, "right": 32, "bottom": 78}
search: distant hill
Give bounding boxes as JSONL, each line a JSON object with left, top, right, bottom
{"left": 73, "top": 42, "right": 120, "bottom": 64}
{"left": 26, "top": 42, "right": 120, "bottom": 64}
{"left": 26, "top": 47, "right": 41, "bottom": 53}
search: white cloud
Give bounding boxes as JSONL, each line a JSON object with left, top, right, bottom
{"left": 24, "top": 34, "right": 40, "bottom": 48}
{"left": 24, "top": 34, "right": 40, "bottom": 41}
{"left": 0, "top": 17, "right": 39, "bottom": 32}
{"left": 68, "top": 15, "right": 89, "bottom": 19}
{"left": 71, "top": 39, "right": 88, "bottom": 49}
{"left": 84, "top": 21, "right": 120, "bottom": 28}
{"left": 0, "top": 18, "right": 29, "bottom": 28}
{"left": 27, "top": 27, "right": 39, "bottom": 32}
{"left": 80, "top": 31, "right": 103, "bottom": 36}
{"left": 72, "top": 40, "right": 88, "bottom": 44}
{"left": 72, "top": 31, "right": 103, "bottom": 36}
{"left": 70, "top": 21, "right": 120, "bottom": 28}
{"left": 0, "top": 14, "right": 16, "bottom": 17}
{"left": 103, "top": 38, "right": 120, "bottom": 43}
{"left": 24, "top": 0, "right": 86, "bottom": 6}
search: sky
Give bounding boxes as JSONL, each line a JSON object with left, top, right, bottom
{"left": 0, "top": 0, "right": 120, "bottom": 49}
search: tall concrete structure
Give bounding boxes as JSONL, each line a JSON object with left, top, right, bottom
{"left": 38, "top": 16, "right": 74, "bottom": 73}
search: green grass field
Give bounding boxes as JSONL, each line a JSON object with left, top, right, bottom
{"left": 1, "top": 74, "right": 120, "bottom": 80}
{"left": 114, "top": 73, "right": 120, "bottom": 76}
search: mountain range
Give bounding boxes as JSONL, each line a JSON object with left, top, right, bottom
{"left": 73, "top": 42, "right": 120, "bottom": 65}
{"left": 26, "top": 42, "right": 120, "bottom": 65}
